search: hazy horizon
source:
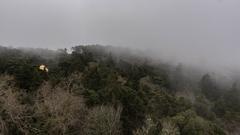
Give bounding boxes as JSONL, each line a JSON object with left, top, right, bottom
{"left": 1, "top": 0, "right": 240, "bottom": 73}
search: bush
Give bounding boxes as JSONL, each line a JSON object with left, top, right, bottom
{"left": 83, "top": 106, "right": 122, "bottom": 135}
{"left": 172, "top": 110, "right": 225, "bottom": 135}
{"left": 160, "top": 119, "right": 180, "bottom": 135}
{"left": 34, "top": 83, "right": 86, "bottom": 135}
{"left": 0, "top": 75, "right": 31, "bottom": 134}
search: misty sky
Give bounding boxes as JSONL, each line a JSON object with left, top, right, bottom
{"left": 0, "top": 0, "right": 240, "bottom": 72}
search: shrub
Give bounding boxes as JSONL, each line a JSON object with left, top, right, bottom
{"left": 34, "top": 83, "right": 86, "bottom": 135}
{"left": 133, "top": 117, "right": 159, "bottom": 135}
{"left": 160, "top": 119, "right": 180, "bottom": 135}
{"left": 0, "top": 75, "right": 31, "bottom": 134}
{"left": 83, "top": 106, "right": 122, "bottom": 135}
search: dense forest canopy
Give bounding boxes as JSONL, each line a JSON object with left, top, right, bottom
{"left": 0, "top": 45, "right": 239, "bottom": 135}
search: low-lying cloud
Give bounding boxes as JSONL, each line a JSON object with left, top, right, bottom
{"left": 0, "top": 0, "right": 240, "bottom": 73}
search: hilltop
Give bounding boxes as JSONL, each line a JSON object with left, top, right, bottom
{"left": 0, "top": 45, "right": 239, "bottom": 135}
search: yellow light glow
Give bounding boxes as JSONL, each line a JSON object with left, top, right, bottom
{"left": 39, "top": 65, "right": 45, "bottom": 71}
{"left": 39, "top": 65, "right": 48, "bottom": 72}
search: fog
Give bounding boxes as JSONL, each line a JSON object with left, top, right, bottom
{"left": 0, "top": 0, "right": 240, "bottom": 73}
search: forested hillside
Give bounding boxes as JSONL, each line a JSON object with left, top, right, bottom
{"left": 0, "top": 45, "right": 239, "bottom": 135}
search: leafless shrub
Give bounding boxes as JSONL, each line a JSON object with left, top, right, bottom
{"left": 58, "top": 72, "right": 84, "bottom": 93}
{"left": 0, "top": 116, "right": 8, "bottom": 135}
{"left": 83, "top": 106, "right": 122, "bottom": 135}
{"left": 35, "top": 83, "right": 86, "bottom": 135}
{"left": 133, "top": 117, "right": 180, "bottom": 135}
{"left": 0, "top": 75, "right": 31, "bottom": 134}
{"left": 160, "top": 119, "right": 180, "bottom": 135}
{"left": 0, "top": 75, "right": 13, "bottom": 89}
{"left": 133, "top": 117, "right": 158, "bottom": 135}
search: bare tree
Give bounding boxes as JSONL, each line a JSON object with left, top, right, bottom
{"left": 35, "top": 83, "right": 86, "bottom": 135}
{"left": 83, "top": 106, "right": 122, "bottom": 135}
{"left": 0, "top": 75, "right": 32, "bottom": 134}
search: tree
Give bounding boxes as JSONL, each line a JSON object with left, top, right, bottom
{"left": 200, "top": 74, "right": 221, "bottom": 101}
{"left": 161, "top": 119, "right": 180, "bottom": 135}
{"left": 83, "top": 106, "right": 122, "bottom": 135}
{"left": 223, "top": 82, "right": 240, "bottom": 112}
{"left": 148, "top": 91, "right": 191, "bottom": 120}
{"left": 194, "top": 96, "right": 216, "bottom": 120}
{"left": 172, "top": 110, "right": 225, "bottom": 135}
{"left": 170, "top": 64, "right": 185, "bottom": 92}
{"left": 6, "top": 59, "right": 43, "bottom": 90}
{"left": 34, "top": 83, "right": 86, "bottom": 135}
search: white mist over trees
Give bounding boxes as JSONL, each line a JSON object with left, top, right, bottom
{"left": 0, "top": 0, "right": 240, "bottom": 74}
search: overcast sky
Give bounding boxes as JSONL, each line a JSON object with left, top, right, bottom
{"left": 0, "top": 0, "right": 240, "bottom": 72}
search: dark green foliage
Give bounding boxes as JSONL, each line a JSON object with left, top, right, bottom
{"left": 213, "top": 82, "right": 240, "bottom": 122}
{"left": 101, "top": 85, "right": 146, "bottom": 134}
{"left": 194, "top": 96, "right": 216, "bottom": 120}
{"left": 6, "top": 59, "right": 44, "bottom": 90}
{"left": 83, "top": 71, "right": 147, "bottom": 134}
{"left": 200, "top": 74, "right": 221, "bottom": 101}
{"left": 0, "top": 46, "right": 55, "bottom": 91}
{"left": 83, "top": 67, "right": 105, "bottom": 90}
{"left": 148, "top": 91, "right": 192, "bottom": 120}
{"left": 172, "top": 110, "right": 225, "bottom": 135}
{"left": 223, "top": 84, "right": 240, "bottom": 112}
